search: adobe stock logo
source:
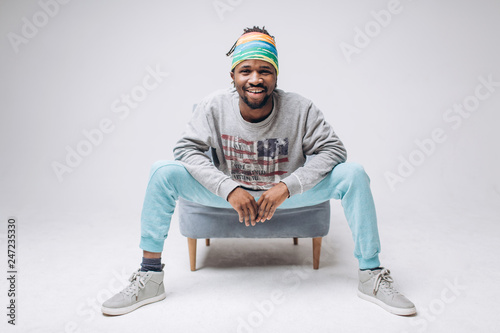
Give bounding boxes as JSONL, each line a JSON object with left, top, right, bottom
{"left": 235, "top": 237, "right": 338, "bottom": 332}
{"left": 6, "top": 0, "right": 72, "bottom": 54}
{"left": 402, "top": 277, "right": 466, "bottom": 333}
{"left": 339, "top": 0, "right": 404, "bottom": 63}
{"left": 212, "top": 0, "right": 244, "bottom": 21}
{"left": 64, "top": 268, "right": 130, "bottom": 332}
{"left": 385, "top": 74, "right": 499, "bottom": 191}
{"left": 51, "top": 64, "right": 169, "bottom": 182}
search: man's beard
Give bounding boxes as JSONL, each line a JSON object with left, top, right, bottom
{"left": 242, "top": 91, "right": 272, "bottom": 109}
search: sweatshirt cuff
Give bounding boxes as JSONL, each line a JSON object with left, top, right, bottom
{"left": 281, "top": 174, "right": 302, "bottom": 197}
{"left": 218, "top": 178, "right": 241, "bottom": 200}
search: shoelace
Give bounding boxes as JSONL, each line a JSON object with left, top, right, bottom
{"left": 373, "top": 268, "right": 399, "bottom": 296}
{"left": 122, "top": 270, "right": 147, "bottom": 300}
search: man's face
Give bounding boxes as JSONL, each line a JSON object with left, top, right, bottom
{"left": 230, "top": 59, "right": 277, "bottom": 110}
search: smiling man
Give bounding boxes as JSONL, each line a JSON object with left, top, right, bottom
{"left": 233, "top": 59, "right": 274, "bottom": 110}
{"left": 101, "top": 26, "right": 416, "bottom": 317}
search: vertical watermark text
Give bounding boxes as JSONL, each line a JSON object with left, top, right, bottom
{"left": 6, "top": 217, "right": 18, "bottom": 325}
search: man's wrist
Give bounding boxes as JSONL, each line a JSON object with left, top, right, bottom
{"left": 280, "top": 176, "right": 301, "bottom": 197}
{"left": 221, "top": 178, "right": 241, "bottom": 200}
{"left": 226, "top": 186, "right": 241, "bottom": 201}
{"left": 279, "top": 181, "right": 290, "bottom": 198}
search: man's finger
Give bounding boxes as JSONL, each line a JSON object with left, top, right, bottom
{"left": 267, "top": 206, "right": 277, "bottom": 220}
{"left": 258, "top": 202, "right": 272, "bottom": 222}
{"left": 256, "top": 195, "right": 269, "bottom": 222}
{"left": 249, "top": 204, "right": 258, "bottom": 226}
{"left": 256, "top": 205, "right": 266, "bottom": 222}
{"left": 266, "top": 205, "right": 274, "bottom": 221}
{"left": 244, "top": 207, "right": 251, "bottom": 226}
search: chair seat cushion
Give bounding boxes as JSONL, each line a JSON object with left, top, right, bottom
{"left": 178, "top": 198, "right": 330, "bottom": 239}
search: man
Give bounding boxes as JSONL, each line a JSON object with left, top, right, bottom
{"left": 101, "top": 26, "right": 416, "bottom": 317}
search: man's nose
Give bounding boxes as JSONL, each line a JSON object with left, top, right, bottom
{"left": 248, "top": 71, "right": 262, "bottom": 84}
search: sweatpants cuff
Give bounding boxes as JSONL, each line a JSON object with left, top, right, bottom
{"left": 140, "top": 236, "right": 165, "bottom": 253}
{"left": 358, "top": 255, "right": 381, "bottom": 270}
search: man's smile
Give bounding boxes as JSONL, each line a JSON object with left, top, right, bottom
{"left": 246, "top": 87, "right": 267, "bottom": 96}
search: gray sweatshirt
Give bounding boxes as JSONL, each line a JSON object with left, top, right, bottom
{"left": 173, "top": 88, "right": 347, "bottom": 199}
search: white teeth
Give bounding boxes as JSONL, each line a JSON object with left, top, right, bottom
{"left": 248, "top": 90, "right": 264, "bottom": 93}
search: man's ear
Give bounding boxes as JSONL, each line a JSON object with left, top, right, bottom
{"left": 230, "top": 71, "right": 234, "bottom": 81}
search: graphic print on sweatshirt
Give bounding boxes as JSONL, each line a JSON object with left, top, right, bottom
{"left": 221, "top": 134, "right": 289, "bottom": 190}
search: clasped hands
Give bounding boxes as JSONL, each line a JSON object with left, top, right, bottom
{"left": 227, "top": 182, "right": 289, "bottom": 227}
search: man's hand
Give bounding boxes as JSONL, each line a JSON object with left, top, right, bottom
{"left": 256, "top": 182, "right": 289, "bottom": 222}
{"left": 227, "top": 187, "right": 259, "bottom": 226}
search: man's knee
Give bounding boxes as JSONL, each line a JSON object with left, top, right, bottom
{"left": 149, "top": 160, "right": 186, "bottom": 181}
{"left": 333, "top": 162, "right": 370, "bottom": 183}
{"left": 150, "top": 160, "right": 171, "bottom": 174}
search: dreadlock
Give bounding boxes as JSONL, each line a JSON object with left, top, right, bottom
{"left": 226, "top": 26, "right": 275, "bottom": 57}
{"left": 242, "top": 26, "right": 273, "bottom": 38}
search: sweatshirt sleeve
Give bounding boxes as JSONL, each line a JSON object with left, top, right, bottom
{"left": 280, "top": 102, "right": 347, "bottom": 197}
{"left": 173, "top": 102, "right": 240, "bottom": 200}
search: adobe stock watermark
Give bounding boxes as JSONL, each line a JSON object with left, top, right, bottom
{"left": 402, "top": 276, "right": 466, "bottom": 333}
{"left": 63, "top": 267, "right": 130, "bottom": 333}
{"left": 51, "top": 64, "right": 169, "bottom": 182}
{"left": 6, "top": 0, "right": 72, "bottom": 54}
{"left": 339, "top": 0, "right": 416, "bottom": 64}
{"left": 213, "top": 0, "right": 244, "bottom": 21}
{"left": 385, "top": 74, "right": 499, "bottom": 191}
{"left": 235, "top": 238, "right": 336, "bottom": 332}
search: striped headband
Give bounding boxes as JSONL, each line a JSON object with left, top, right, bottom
{"left": 229, "top": 32, "right": 279, "bottom": 75}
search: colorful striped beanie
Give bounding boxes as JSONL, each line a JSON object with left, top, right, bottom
{"left": 228, "top": 31, "right": 279, "bottom": 75}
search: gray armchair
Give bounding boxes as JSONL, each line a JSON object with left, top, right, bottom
{"left": 178, "top": 198, "right": 331, "bottom": 271}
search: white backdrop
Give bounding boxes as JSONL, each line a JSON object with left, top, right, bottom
{"left": 1, "top": 0, "right": 499, "bottom": 219}
{"left": 1, "top": 0, "right": 500, "bottom": 332}
{"left": 1, "top": 0, "right": 500, "bottom": 217}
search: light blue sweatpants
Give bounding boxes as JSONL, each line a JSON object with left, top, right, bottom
{"left": 140, "top": 161, "right": 381, "bottom": 269}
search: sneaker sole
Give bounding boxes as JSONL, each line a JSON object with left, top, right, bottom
{"left": 101, "top": 293, "right": 166, "bottom": 316}
{"left": 357, "top": 290, "right": 416, "bottom": 316}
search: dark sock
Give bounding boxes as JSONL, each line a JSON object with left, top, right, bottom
{"left": 360, "top": 267, "right": 381, "bottom": 271}
{"left": 141, "top": 257, "right": 162, "bottom": 272}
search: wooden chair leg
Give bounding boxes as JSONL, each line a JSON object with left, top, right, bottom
{"left": 187, "top": 238, "right": 197, "bottom": 271}
{"left": 206, "top": 238, "right": 210, "bottom": 246}
{"left": 293, "top": 237, "right": 298, "bottom": 245}
{"left": 312, "top": 237, "right": 322, "bottom": 270}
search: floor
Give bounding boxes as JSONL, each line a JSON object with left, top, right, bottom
{"left": 1, "top": 200, "right": 498, "bottom": 333}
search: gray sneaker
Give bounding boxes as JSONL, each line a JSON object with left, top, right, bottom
{"left": 357, "top": 267, "right": 416, "bottom": 316}
{"left": 101, "top": 266, "right": 166, "bottom": 316}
